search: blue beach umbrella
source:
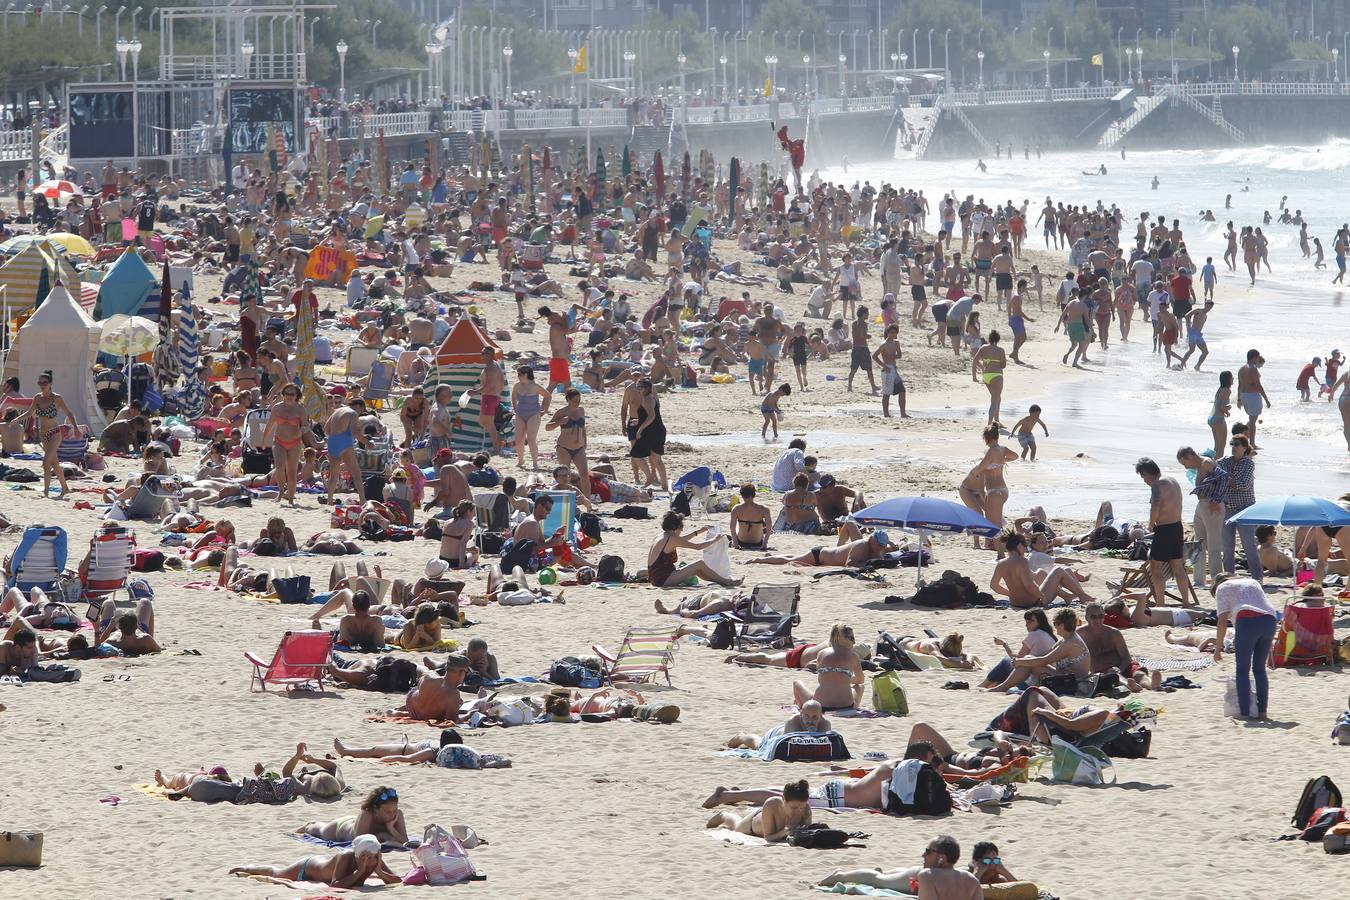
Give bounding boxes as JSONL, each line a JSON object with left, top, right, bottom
{"left": 850, "top": 495, "right": 1000, "bottom": 585}
{"left": 1225, "top": 495, "right": 1350, "bottom": 528}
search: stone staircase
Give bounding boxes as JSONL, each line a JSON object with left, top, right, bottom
{"left": 1098, "top": 91, "right": 1169, "bottom": 148}
{"left": 1171, "top": 85, "right": 1244, "bottom": 143}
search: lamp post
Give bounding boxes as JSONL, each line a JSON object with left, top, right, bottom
{"left": 116, "top": 37, "right": 129, "bottom": 80}
{"left": 426, "top": 41, "right": 441, "bottom": 101}
{"left": 838, "top": 52, "right": 846, "bottom": 98}
{"left": 1117, "top": 27, "right": 1123, "bottom": 82}
{"left": 720, "top": 54, "right": 728, "bottom": 101}
{"left": 943, "top": 28, "right": 950, "bottom": 87}
{"left": 1136, "top": 45, "right": 1143, "bottom": 82}
{"left": 567, "top": 47, "right": 578, "bottom": 100}
{"left": 765, "top": 53, "right": 777, "bottom": 95}
{"left": 1125, "top": 47, "right": 1133, "bottom": 84}
{"left": 926, "top": 28, "right": 933, "bottom": 70}
{"left": 1208, "top": 30, "right": 1213, "bottom": 80}
{"left": 94, "top": 5, "right": 105, "bottom": 47}
{"left": 1043, "top": 48, "right": 1051, "bottom": 93}
{"left": 890, "top": 51, "right": 898, "bottom": 70}
{"left": 801, "top": 54, "right": 809, "bottom": 96}
{"left": 503, "top": 44, "right": 513, "bottom": 97}
{"left": 1170, "top": 28, "right": 1176, "bottom": 80}
{"left": 1334, "top": 47, "right": 1340, "bottom": 85}
{"left": 336, "top": 39, "right": 348, "bottom": 101}
{"left": 309, "top": 16, "right": 320, "bottom": 48}
{"left": 1232, "top": 45, "right": 1239, "bottom": 84}
{"left": 977, "top": 49, "right": 984, "bottom": 86}
{"left": 622, "top": 48, "right": 634, "bottom": 95}
{"left": 240, "top": 39, "right": 252, "bottom": 80}
{"left": 677, "top": 52, "right": 687, "bottom": 106}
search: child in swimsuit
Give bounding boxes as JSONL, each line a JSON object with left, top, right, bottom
{"left": 759, "top": 384, "right": 791, "bottom": 440}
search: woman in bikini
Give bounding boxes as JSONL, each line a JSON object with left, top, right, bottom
{"left": 545, "top": 388, "right": 592, "bottom": 499}
{"left": 17, "top": 371, "right": 78, "bottom": 499}
{"left": 229, "top": 836, "right": 399, "bottom": 887}
{"left": 971, "top": 331, "right": 1006, "bottom": 427}
{"left": 791, "top": 623, "right": 864, "bottom": 711}
{"left": 298, "top": 786, "right": 409, "bottom": 846}
{"left": 511, "top": 365, "right": 550, "bottom": 471}
{"left": 987, "top": 608, "right": 1093, "bottom": 695}
{"left": 976, "top": 423, "right": 1017, "bottom": 540}
{"left": 263, "top": 385, "right": 306, "bottom": 506}
{"left": 398, "top": 387, "right": 428, "bottom": 448}
{"left": 1209, "top": 370, "right": 1233, "bottom": 457}
{"left": 645, "top": 511, "right": 742, "bottom": 588}
{"left": 779, "top": 472, "right": 822, "bottom": 534}
{"left": 705, "top": 779, "right": 811, "bottom": 842}
{"left": 1327, "top": 368, "right": 1350, "bottom": 452}
{"left": 728, "top": 483, "right": 772, "bottom": 550}
{"left": 438, "top": 499, "right": 478, "bottom": 569}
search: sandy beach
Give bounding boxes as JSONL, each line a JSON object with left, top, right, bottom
{"left": 4, "top": 194, "right": 1348, "bottom": 900}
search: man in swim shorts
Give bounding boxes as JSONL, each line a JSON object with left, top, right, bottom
{"left": 1135, "top": 457, "right": 1198, "bottom": 607}
{"left": 476, "top": 347, "right": 505, "bottom": 454}
{"left": 1237, "top": 348, "right": 1271, "bottom": 448}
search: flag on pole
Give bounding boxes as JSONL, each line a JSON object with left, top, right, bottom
{"left": 574, "top": 45, "right": 588, "bottom": 74}
{"left": 1091, "top": 53, "right": 1104, "bottom": 66}
{"left": 763, "top": 77, "right": 772, "bottom": 97}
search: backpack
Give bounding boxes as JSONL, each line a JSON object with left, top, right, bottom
{"left": 548, "top": 656, "right": 602, "bottom": 689}
{"left": 371, "top": 656, "right": 421, "bottom": 693}
{"left": 786, "top": 823, "right": 864, "bottom": 849}
{"left": 871, "top": 670, "right": 909, "bottom": 715}
{"left": 874, "top": 632, "right": 922, "bottom": 672}
{"left": 772, "top": 732, "right": 851, "bottom": 763}
{"left": 612, "top": 505, "right": 651, "bottom": 519}
{"left": 578, "top": 511, "right": 602, "bottom": 544}
{"left": 1300, "top": 807, "right": 1347, "bottom": 842}
{"left": 1294, "top": 776, "right": 1343, "bottom": 829}
{"left": 884, "top": 761, "right": 952, "bottom": 816}
{"left": 706, "top": 618, "right": 737, "bottom": 651}
{"left": 596, "top": 555, "right": 627, "bottom": 583}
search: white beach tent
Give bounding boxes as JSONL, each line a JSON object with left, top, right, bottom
{"left": 2, "top": 283, "right": 108, "bottom": 435}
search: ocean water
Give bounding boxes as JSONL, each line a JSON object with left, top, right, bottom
{"left": 810, "top": 142, "right": 1350, "bottom": 519}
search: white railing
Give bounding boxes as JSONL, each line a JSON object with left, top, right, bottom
{"left": 1174, "top": 80, "right": 1342, "bottom": 96}
{"left": 160, "top": 52, "right": 305, "bottom": 82}
{"left": 847, "top": 94, "right": 895, "bottom": 111}
{"left": 681, "top": 105, "right": 722, "bottom": 124}
{"left": 947, "top": 102, "right": 996, "bottom": 156}
{"left": 914, "top": 98, "right": 942, "bottom": 158}
{"left": 1098, "top": 90, "right": 1168, "bottom": 147}
{"left": 308, "top": 111, "right": 430, "bottom": 139}
{"left": 1170, "top": 84, "right": 1246, "bottom": 142}
{"left": 511, "top": 108, "right": 574, "bottom": 130}
{"left": 39, "top": 124, "right": 66, "bottom": 160}
{"left": 728, "top": 104, "right": 773, "bottom": 121}
{"left": 170, "top": 125, "right": 217, "bottom": 157}
{"left": 811, "top": 97, "right": 844, "bottom": 115}
{"left": 577, "top": 107, "right": 627, "bottom": 127}
{"left": 0, "top": 128, "right": 32, "bottom": 162}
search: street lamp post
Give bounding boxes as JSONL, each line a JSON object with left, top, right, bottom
{"left": 503, "top": 44, "right": 513, "bottom": 97}
{"left": 1136, "top": 46, "right": 1143, "bottom": 82}
{"left": 309, "top": 16, "right": 319, "bottom": 48}
{"left": 116, "top": 37, "right": 128, "bottom": 80}
{"left": 622, "top": 48, "right": 634, "bottom": 96}
{"left": 1125, "top": 47, "right": 1133, "bottom": 84}
{"left": 764, "top": 53, "right": 777, "bottom": 95}
{"left": 1334, "top": 47, "right": 1340, "bottom": 85}
{"left": 129, "top": 36, "right": 141, "bottom": 80}
{"left": 1117, "top": 27, "right": 1123, "bottom": 82}
{"left": 426, "top": 41, "right": 442, "bottom": 102}
{"left": 567, "top": 47, "right": 578, "bottom": 100}
{"left": 977, "top": 50, "right": 984, "bottom": 95}
{"left": 1043, "top": 48, "right": 1051, "bottom": 96}
{"left": 719, "top": 54, "right": 728, "bottom": 101}
{"left": 838, "top": 53, "right": 846, "bottom": 99}
{"left": 371, "top": 19, "right": 381, "bottom": 49}
{"left": 336, "top": 39, "right": 348, "bottom": 101}
{"left": 801, "top": 54, "right": 810, "bottom": 96}
{"left": 1232, "top": 45, "right": 1239, "bottom": 84}
{"left": 240, "top": 39, "right": 252, "bottom": 80}
{"left": 1208, "top": 30, "right": 1213, "bottom": 80}
{"left": 677, "top": 52, "right": 686, "bottom": 109}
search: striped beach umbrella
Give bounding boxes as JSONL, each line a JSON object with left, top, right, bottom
{"left": 154, "top": 262, "right": 178, "bottom": 389}
{"left": 176, "top": 302, "right": 203, "bottom": 418}
{"left": 522, "top": 143, "right": 534, "bottom": 214}
{"left": 653, "top": 150, "right": 664, "bottom": 209}
{"left": 295, "top": 285, "right": 324, "bottom": 425}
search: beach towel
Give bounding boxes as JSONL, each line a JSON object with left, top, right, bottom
{"left": 815, "top": 886, "right": 906, "bottom": 897}
{"left": 1135, "top": 655, "right": 1216, "bottom": 672}
{"left": 239, "top": 874, "right": 353, "bottom": 891}
{"left": 133, "top": 782, "right": 170, "bottom": 800}
{"left": 704, "top": 829, "right": 780, "bottom": 848}
{"left": 289, "top": 833, "right": 404, "bottom": 853}
{"left": 391, "top": 638, "right": 460, "bottom": 653}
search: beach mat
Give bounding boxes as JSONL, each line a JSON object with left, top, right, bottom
{"left": 133, "top": 782, "right": 170, "bottom": 800}
{"left": 1136, "top": 656, "right": 1216, "bottom": 673}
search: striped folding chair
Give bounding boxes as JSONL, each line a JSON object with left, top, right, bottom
{"left": 591, "top": 625, "right": 679, "bottom": 686}
{"left": 80, "top": 526, "right": 137, "bottom": 617}
{"left": 4, "top": 525, "right": 67, "bottom": 594}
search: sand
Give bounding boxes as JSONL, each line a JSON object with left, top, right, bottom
{"left": 2, "top": 223, "right": 1345, "bottom": 900}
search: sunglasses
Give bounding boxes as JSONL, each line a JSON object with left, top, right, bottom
{"left": 978, "top": 857, "right": 1002, "bottom": 865}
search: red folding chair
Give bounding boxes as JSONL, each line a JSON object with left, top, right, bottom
{"left": 245, "top": 630, "right": 335, "bottom": 692}
{"left": 80, "top": 526, "right": 136, "bottom": 618}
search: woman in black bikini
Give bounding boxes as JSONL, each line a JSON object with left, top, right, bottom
{"left": 545, "top": 388, "right": 593, "bottom": 500}
{"left": 628, "top": 378, "right": 669, "bottom": 491}
{"left": 17, "top": 371, "right": 78, "bottom": 499}
{"left": 791, "top": 623, "right": 864, "bottom": 711}
{"left": 729, "top": 483, "right": 773, "bottom": 550}
{"left": 398, "top": 387, "right": 428, "bottom": 448}
{"left": 645, "top": 511, "right": 743, "bottom": 588}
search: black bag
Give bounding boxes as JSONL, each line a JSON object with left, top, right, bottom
{"left": 1294, "top": 776, "right": 1343, "bottom": 829}
{"left": 500, "top": 538, "right": 539, "bottom": 574}
{"left": 597, "top": 554, "right": 626, "bottom": 583}
{"left": 241, "top": 446, "right": 273, "bottom": 475}
{"left": 479, "top": 532, "right": 506, "bottom": 555}
{"left": 670, "top": 491, "right": 692, "bottom": 516}
{"left": 548, "top": 656, "right": 602, "bottom": 688}
{"left": 884, "top": 761, "right": 953, "bottom": 817}
{"left": 370, "top": 656, "right": 421, "bottom": 693}
{"left": 1040, "top": 673, "right": 1081, "bottom": 696}
{"left": 875, "top": 631, "right": 922, "bottom": 672}
{"left": 908, "top": 580, "right": 962, "bottom": 609}
{"left": 772, "top": 732, "right": 851, "bottom": 762}
{"left": 1103, "top": 726, "right": 1152, "bottom": 759}
{"left": 578, "top": 511, "right": 602, "bottom": 544}
{"left": 273, "top": 575, "right": 312, "bottom": 605}
{"left": 612, "top": 505, "right": 651, "bottom": 519}
{"left": 707, "top": 618, "right": 737, "bottom": 650}
{"left": 252, "top": 538, "right": 281, "bottom": 557}
{"left": 422, "top": 518, "right": 443, "bottom": 540}
{"left": 786, "top": 823, "right": 864, "bottom": 849}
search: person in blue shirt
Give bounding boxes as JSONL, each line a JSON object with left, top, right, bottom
{"left": 1199, "top": 256, "right": 1218, "bottom": 301}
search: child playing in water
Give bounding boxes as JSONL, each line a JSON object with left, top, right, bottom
{"left": 1029, "top": 264, "right": 1044, "bottom": 309}
{"left": 1200, "top": 256, "right": 1218, "bottom": 301}
{"left": 745, "top": 332, "right": 765, "bottom": 396}
{"left": 760, "top": 383, "right": 791, "bottom": 440}
{"left": 1010, "top": 404, "right": 1049, "bottom": 461}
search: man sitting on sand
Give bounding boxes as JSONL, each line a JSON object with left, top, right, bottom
{"left": 724, "top": 700, "right": 833, "bottom": 750}
{"left": 817, "top": 834, "right": 984, "bottom": 898}
{"left": 748, "top": 527, "right": 893, "bottom": 567}
{"left": 98, "top": 610, "right": 161, "bottom": 656}
{"left": 1079, "top": 602, "right": 1158, "bottom": 692}
{"left": 310, "top": 589, "right": 387, "bottom": 649}
{"left": 990, "top": 532, "right": 1095, "bottom": 608}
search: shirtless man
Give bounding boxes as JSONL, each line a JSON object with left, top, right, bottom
{"left": 754, "top": 302, "right": 787, "bottom": 391}
{"left": 0, "top": 629, "right": 37, "bottom": 676}
{"left": 399, "top": 654, "right": 469, "bottom": 721}
{"left": 722, "top": 700, "right": 832, "bottom": 749}
{"left": 990, "top": 243, "right": 1016, "bottom": 311}
{"left": 324, "top": 399, "right": 366, "bottom": 504}
{"left": 990, "top": 532, "right": 1095, "bottom": 608}
{"left": 538, "top": 305, "right": 577, "bottom": 391}
{"left": 311, "top": 589, "right": 386, "bottom": 647}
{"left": 748, "top": 530, "right": 892, "bottom": 567}
{"left": 909, "top": 252, "right": 929, "bottom": 326}
{"left": 407, "top": 312, "right": 435, "bottom": 349}
{"left": 872, "top": 325, "right": 909, "bottom": 418}
{"left": 477, "top": 347, "right": 505, "bottom": 454}
{"left": 971, "top": 230, "right": 996, "bottom": 297}
{"left": 1057, "top": 291, "right": 1092, "bottom": 368}
{"left": 1078, "top": 602, "right": 1155, "bottom": 692}
{"left": 819, "top": 835, "right": 983, "bottom": 899}
{"left": 1135, "top": 456, "right": 1198, "bottom": 607}
{"left": 103, "top": 612, "right": 162, "bottom": 656}
{"left": 1006, "top": 280, "right": 1034, "bottom": 364}
{"left": 428, "top": 385, "right": 454, "bottom": 457}
{"left": 1237, "top": 348, "right": 1271, "bottom": 449}
{"left": 426, "top": 449, "right": 471, "bottom": 516}
{"left": 848, "top": 307, "right": 878, "bottom": 394}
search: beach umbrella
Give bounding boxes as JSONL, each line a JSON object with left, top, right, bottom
{"left": 98, "top": 314, "right": 158, "bottom": 357}
{"left": 521, "top": 143, "right": 534, "bottom": 214}
{"left": 621, "top": 143, "right": 631, "bottom": 179}
{"left": 850, "top": 495, "right": 1000, "bottom": 585}
{"left": 153, "top": 262, "right": 178, "bottom": 390}
{"left": 295, "top": 284, "right": 325, "bottom": 426}
{"left": 595, "top": 147, "right": 606, "bottom": 200}
{"left": 681, "top": 151, "right": 691, "bottom": 200}
{"left": 1225, "top": 496, "right": 1350, "bottom": 528}
{"left": 728, "top": 157, "right": 739, "bottom": 227}
{"left": 34, "top": 179, "right": 77, "bottom": 201}
{"left": 653, "top": 150, "right": 665, "bottom": 209}
{"left": 222, "top": 122, "right": 234, "bottom": 194}
{"left": 177, "top": 302, "right": 204, "bottom": 418}
{"left": 0, "top": 233, "right": 94, "bottom": 257}
{"left": 542, "top": 145, "right": 553, "bottom": 213}
{"left": 377, "top": 128, "right": 390, "bottom": 195}
{"left": 238, "top": 261, "right": 262, "bottom": 362}
{"left": 32, "top": 264, "right": 49, "bottom": 311}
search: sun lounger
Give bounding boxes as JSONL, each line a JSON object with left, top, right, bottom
{"left": 119, "top": 475, "right": 181, "bottom": 521}
{"left": 245, "top": 630, "right": 335, "bottom": 692}
{"left": 735, "top": 582, "right": 800, "bottom": 650}
{"left": 591, "top": 625, "right": 679, "bottom": 685}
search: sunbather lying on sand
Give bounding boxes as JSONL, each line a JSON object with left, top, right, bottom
{"left": 654, "top": 589, "right": 742, "bottom": 618}
{"left": 334, "top": 729, "right": 463, "bottom": 762}
{"left": 1105, "top": 594, "right": 1207, "bottom": 628}
{"left": 724, "top": 640, "right": 873, "bottom": 669}
{"left": 817, "top": 834, "right": 989, "bottom": 898}
{"left": 297, "top": 786, "right": 410, "bottom": 846}
{"left": 748, "top": 528, "right": 893, "bottom": 567}
{"left": 229, "top": 835, "right": 400, "bottom": 887}
{"left": 1165, "top": 627, "right": 1228, "bottom": 653}
{"left": 724, "top": 700, "right": 832, "bottom": 750}
{"left": 164, "top": 743, "right": 345, "bottom": 802}
{"left": 705, "top": 779, "right": 811, "bottom": 842}
{"left": 154, "top": 766, "right": 231, "bottom": 791}
{"left": 901, "top": 633, "right": 982, "bottom": 670}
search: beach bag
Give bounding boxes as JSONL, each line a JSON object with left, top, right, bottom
{"left": 612, "top": 504, "right": 651, "bottom": 519}
{"left": 479, "top": 531, "right": 506, "bottom": 555}
{"left": 1223, "top": 676, "right": 1257, "bottom": 719}
{"left": 412, "top": 826, "right": 477, "bottom": 886}
{"left": 597, "top": 554, "right": 627, "bottom": 583}
{"left": 786, "top": 823, "right": 861, "bottom": 849}
{"left": 1050, "top": 736, "right": 1115, "bottom": 785}
{"left": 578, "top": 511, "right": 602, "bottom": 544}
{"left": 1103, "top": 726, "right": 1152, "bottom": 759}
{"left": 0, "top": 831, "right": 43, "bottom": 867}
{"left": 549, "top": 656, "right": 602, "bottom": 689}
{"left": 241, "top": 446, "right": 272, "bottom": 474}
{"left": 871, "top": 670, "right": 909, "bottom": 715}
{"left": 884, "top": 760, "right": 952, "bottom": 816}
{"left": 707, "top": 618, "right": 737, "bottom": 650}
{"left": 773, "top": 732, "right": 851, "bottom": 763}
{"left": 273, "top": 574, "right": 311, "bottom": 605}
{"left": 702, "top": 532, "right": 732, "bottom": 580}
{"left": 1294, "top": 776, "right": 1343, "bottom": 829}
{"left": 1300, "top": 807, "right": 1347, "bottom": 841}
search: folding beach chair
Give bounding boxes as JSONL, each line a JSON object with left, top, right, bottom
{"left": 473, "top": 491, "right": 511, "bottom": 554}
{"left": 80, "top": 526, "right": 137, "bottom": 617}
{"left": 540, "top": 490, "right": 577, "bottom": 545}
{"left": 1107, "top": 540, "right": 1199, "bottom": 604}
{"left": 1272, "top": 601, "right": 1334, "bottom": 667}
{"left": 735, "top": 583, "right": 801, "bottom": 650}
{"left": 245, "top": 630, "right": 335, "bottom": 692}
{"left": 119, "top": 475, "right": 182, "bottom": 521}
{"left": 3, "top": 525, "right": 67, "bottom": 594}
{"left": 344, "top": 346, "right": 379, "bottom": 379}
{"left": 362, "top": 359, "right": 397, "bottom": 409}
{"left": 591, "top": 625, "right": 679, "bottom": 685}
{"left": 57, "top": 424, "right": 90, "bottom": 468}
